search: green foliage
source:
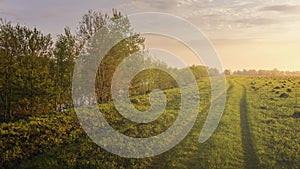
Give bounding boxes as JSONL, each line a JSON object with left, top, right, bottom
{"left": 75, "top": 9, "right": 145, "bottom": 103}
{"left": 0, "top": 19, "right": 54, "bottom": 121}
{"left": 0, "top": 110, "right": 83, "bottom": 168}
{"left": 0, "top": 9, "right": 147, "bottom": 120}
{"left": 53, "top": 27, "right": 80, "bottom": 109}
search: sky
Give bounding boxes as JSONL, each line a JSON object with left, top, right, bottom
{"left": 0, "top": 0, "right": 300, "bottom": 71}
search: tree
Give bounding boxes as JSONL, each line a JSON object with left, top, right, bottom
{"left": 0, "top": 19, "right": 54, "bottom": 121}
{"left": 224, "top": 69, "right": 231, "bottom": 75}
{"left": 0, "top": 19, "right": 18, "bottom": 121}
{"left": 76, "top": 9, "right": 145, "bottom": 103}
{"left": 54, "top": 27, "right": 80, "bottom": 110}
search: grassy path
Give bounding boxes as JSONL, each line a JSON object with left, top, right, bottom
{"left": 238, "top": 82, "right": 259, "bottom": 169}
{"left": 149, "top": 79, "right": 245, "bottom": 168}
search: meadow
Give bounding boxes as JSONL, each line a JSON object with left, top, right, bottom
{"left": 1, "top": 76, "right": 299, "bottom": 169}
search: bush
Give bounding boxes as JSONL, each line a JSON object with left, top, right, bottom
{"left": 293, "top": 112, "right": 300, "bottom": 118}
{"left": 279, "top": 93, "right": 289, "bottom": 98}
{"left": 0, "top": 110, "right": 83, "bottom": 166}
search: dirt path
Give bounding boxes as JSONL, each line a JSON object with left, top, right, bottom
{"left": 239, "top": 84, "right": 259, "bottom": 169}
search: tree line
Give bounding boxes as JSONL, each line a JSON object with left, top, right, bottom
{"left": 0, "top": 9, "right": 212, "bottom": 122}
{"left": 225, "top": 68, "right": 300, "bottom": 76}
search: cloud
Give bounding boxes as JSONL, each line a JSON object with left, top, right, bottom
{"left": 234, "top": 18, "right": 278, "bottom": 26}
{"left": 260, "top": 5, "right": 300, "bottom": 14}
{"left": 118, "top": 0, "right": 180, "bottom": 13}
{"left": 149, "top": 0, "right": 179, "bottom": 9}
{"left": 2, "top": 0, "right": 300, "bottom": 43}
{"left": 177, "top": 0, "right": 199, "bottom": 7}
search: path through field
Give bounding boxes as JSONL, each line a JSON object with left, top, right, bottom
{"left": 150, "top": 79, "right": 249, "bottom": 168}
{"left": 238, "top": 82, "right": 259, "bottom": 169}
{"left": 9, "top": 79, "right": 264, "bottom": 169}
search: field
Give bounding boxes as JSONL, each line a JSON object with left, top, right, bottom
{"left": 1, "top": 76, "right": 300, "bottom": 169}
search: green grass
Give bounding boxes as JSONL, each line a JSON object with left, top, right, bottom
{"left": 241, "top": 76, "right": 300, "bottom": 168}
{"left": 1, "top": 77, "right": 300, "bottom": 168}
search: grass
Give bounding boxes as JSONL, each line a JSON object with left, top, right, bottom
{"left": 241, "top": 76, "right": 300, "bottom": 168}
{"left": 1, "top": 77, "right": 300, "bottom": 168}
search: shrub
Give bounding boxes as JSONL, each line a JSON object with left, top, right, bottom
{"left": 293, "top": 112, "right": 300, "bottom": 118}
{"left": 287, "top": 88, "right": 292, "bottom": 93}
{"left": 279, "top": 93, "right": 289, "bottom": 98}
{"left": 274, "top": 86, "right": 280, "bottom": 89}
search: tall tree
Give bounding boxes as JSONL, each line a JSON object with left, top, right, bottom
{"left": 54, "top": 27, "right": 80, "bottom": 110}
{"left": 76, "top": 9, "right": 145, "bottom": 103}
{"left": 0, "top": 19, "right": 54, "bottom": 121}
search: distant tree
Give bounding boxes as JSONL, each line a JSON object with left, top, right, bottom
{"left": 272, "top": 68, "right": 280, "bottom": 76}
{"left": 224, "top": 69, "right": 231, "bottom": 75}
{"left": 208, "top": 68, "right": 220, "bottom": 76}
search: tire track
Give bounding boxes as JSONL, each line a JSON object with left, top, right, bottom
{"left": 238, "top": 83, "right": 259, "bottom": 169}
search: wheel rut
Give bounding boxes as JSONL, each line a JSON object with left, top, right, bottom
{"left": 238, "top": 83, "right": 259, "bottom": 169}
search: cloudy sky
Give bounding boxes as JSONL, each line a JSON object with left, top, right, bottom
{"left": 1, "top": 0, "right": 300, "bottom": 71}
